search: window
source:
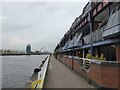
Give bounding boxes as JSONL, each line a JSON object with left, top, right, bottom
{"left": 93, "top": 8, "right": 96, "bottom": 16}
{"left": 103, "top": 0, "right": 108, "bottom": 2}
{"left": 103, "top": 0, "right": 108, "bottom": 6}
{"left": 100, "top": 45, "right": 116, "bottom": 61}
{"left": 97, "top": 3, "right": 102, "bottom": 12}
{"left": 80, "top": 23, "right": 81, "bottom": 27}
{"left": 77, "top": 26, "right": 79, "bottom": 29}
{"left": 82, "top": 21, "right": 84, "bottom": 26}
{"left": 85, "top": 18, "right": 87, "bottom": 23}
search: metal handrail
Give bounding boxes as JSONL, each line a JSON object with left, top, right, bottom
{"left": 103, "top": 23, "right": 120, "bottom": 31}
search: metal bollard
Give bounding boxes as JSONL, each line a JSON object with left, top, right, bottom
{"left": 34, "top": 68, "right": 41, "bottom": 74}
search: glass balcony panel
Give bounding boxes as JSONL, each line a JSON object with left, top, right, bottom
{"left": 97, "top": 28, "right": 103, "bottom": 41}
{"left": 103, "top": 6, "right": 120, "bottom": 38}
{"left": 92, "top": 30, "right": 97, "bottom": 43}
{"left": 83, "top": 27, "right": 103, "bottom": 45}
{"left": 83, "top": 34, "right": 91, "bottom": 45}
{"left": 62, "top": 40, "right": 69, "bottom": 50}
{"left": 68, "top": 39, "right": 74, "bottom": 48}
{"left": 74, "top": 33, "right": 82, "bottom": 47}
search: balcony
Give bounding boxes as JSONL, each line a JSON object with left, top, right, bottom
{"left": 62, "top": 40, "right": 69, "bottom": 50}
{"left": 92, "top": 27, "right": 104, "bottom": 43}
{"left": 68, "top": 39, "right": 74, "bottom": 49}
{"left": 83, "top": 33, "right": 91, "bottom": 45}
{"left": 83, "top": 27, "right": 103, "bottom": 45}
{"left": 74, "top": 33, "right": 82, "bottom": 47}
{"left": 102, "top": 5, "right": 120, "bottom": 38}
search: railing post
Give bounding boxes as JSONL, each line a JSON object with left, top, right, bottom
{"left": 83, "top": 49, "right": 85, "bottom": 58}
{"left": 96, "top": 29, "right": 98, "bottom": 42}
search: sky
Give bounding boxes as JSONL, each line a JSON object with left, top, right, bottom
{"left": 1, "top": 1, "right": 88, "bottom": 52}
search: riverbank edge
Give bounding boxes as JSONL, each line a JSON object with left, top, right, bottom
{"left": 23, "top": 55, "right": 50, "bottom": 88}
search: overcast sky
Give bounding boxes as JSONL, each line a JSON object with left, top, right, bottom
{"left": 1, "top": 1, "right": 88, "bottom": 52}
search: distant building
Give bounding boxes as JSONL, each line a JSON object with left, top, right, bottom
{"left": 34, "top": 51, "right": 40, "bottom": 55}
{"left": 26, "top": 44, "right": 31, "bottom": 54}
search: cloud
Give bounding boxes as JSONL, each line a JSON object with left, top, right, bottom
{"left": 2, "top": 22, "right": 33, "bottom": 32}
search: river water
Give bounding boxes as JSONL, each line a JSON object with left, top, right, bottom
{"left": 1, "top": 55, "right": 48, "bottom": 88}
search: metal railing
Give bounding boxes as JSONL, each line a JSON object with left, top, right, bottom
{"left": 83, "top": 34, "right": 91, "bottom": 45}
{"left": 79, "top": 58, "right": 92, "bottom": 72}
{"left": 102, "top": 5, "right": 120, "bottom": 38}
{"left": 92, "top": 27, "right": 103, "bottom": 43}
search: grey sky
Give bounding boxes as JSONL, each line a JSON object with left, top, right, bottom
{"left": 1, "top": 1, "right": 88, "bottom": 52}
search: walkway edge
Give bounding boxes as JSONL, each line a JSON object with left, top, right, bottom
{"left": 31, "top": 56, "right": 50, "bottom": 89}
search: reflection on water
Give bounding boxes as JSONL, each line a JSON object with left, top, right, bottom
{"left": 2, "top": 55, "right": 48, "bottom": 88}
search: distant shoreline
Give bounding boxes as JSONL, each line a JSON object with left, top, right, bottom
{"left": 0, "top": 53, "right": 51, "bottom": 56}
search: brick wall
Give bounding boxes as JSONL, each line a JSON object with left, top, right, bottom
{"left": 64, "top": 56, "right": 67, "bottom": 65}
{"left": 88, "top": 63, "right": 119, "bottom": 88}
{"left": 88, "top": 64, "right": 102, "bottom": 85}
{"left": 102, "top": 66, "right": 119, "bottom": 88}
{"left": 67, "top": 58, "right": 73, "bottom": 69}
{"left": 116, "top": 44, "right": 120, "bottom": 61}
{"left": 62, "top": 56, "right": 65, "bottom": 63}
{"left": 73, "top": 59, "right": 80, "bottom": 73}
{"left": 118, "top": 67, "right": 120, "bottom": 88}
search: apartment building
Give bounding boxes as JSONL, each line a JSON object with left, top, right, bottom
{"left": 54, "top": 1, "right": 120, "bottom": 88}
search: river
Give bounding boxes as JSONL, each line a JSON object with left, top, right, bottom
{"left": 1, "top": 55, "right": 48, "bottom": 88}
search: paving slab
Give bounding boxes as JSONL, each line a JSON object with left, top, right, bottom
{"left": 44, "top": 55, "right": 95, "bottom": 88}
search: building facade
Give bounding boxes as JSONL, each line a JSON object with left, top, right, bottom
{"left": 55, "top": 2, "right": 120, "bottom": 61}
{"left": 54, "top": 1, "right": 120, "bottom": 89}
{"left": 26, "top": 44, "right": 31, "bottom": 54}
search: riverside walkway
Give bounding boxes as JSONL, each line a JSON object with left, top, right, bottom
{"left": 44, "top": 55, "right": 94, "bottom": 88}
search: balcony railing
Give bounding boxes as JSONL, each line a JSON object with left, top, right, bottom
{"left": 102, "top": 5, "right": 120, "bottom": 38}
{"left": 83, "top": 34, "right": 91, "bottom": 45}
{"left": 92, "top": 27, "right": 104, "bottom": 43}
{"left": 83, "top": 27, "right": 104, "bottom": 45}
